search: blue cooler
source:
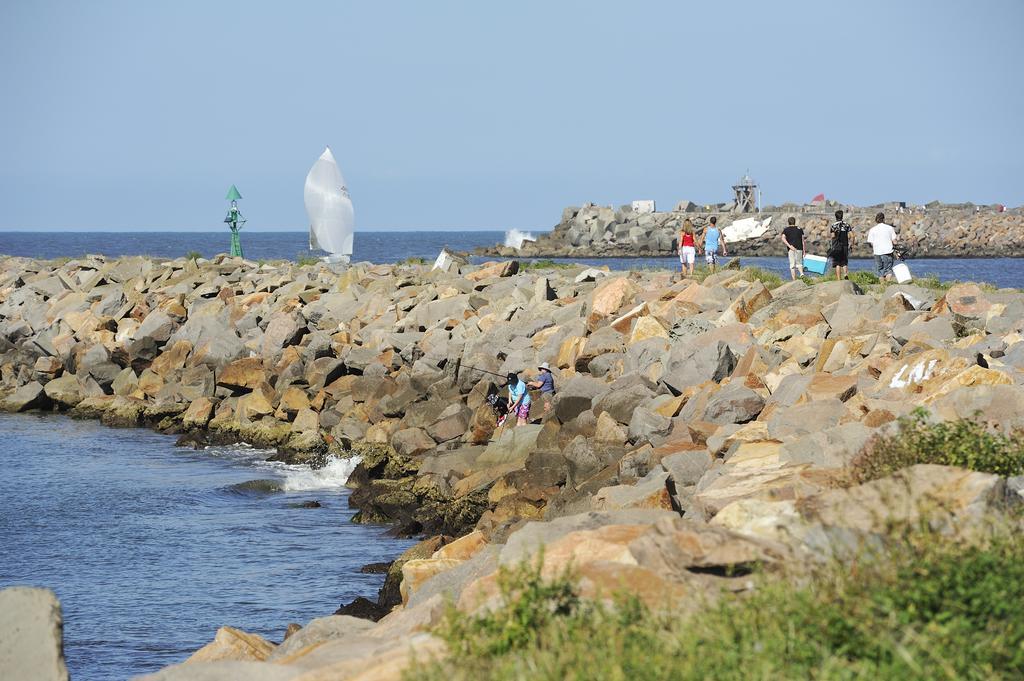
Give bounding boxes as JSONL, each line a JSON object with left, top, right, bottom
{"left": 803, "top": 253, "right": 828, "bottom": 275}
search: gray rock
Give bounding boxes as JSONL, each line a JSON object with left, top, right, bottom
{"left": 43, "top": 374, "right": 84, "bottom": 407}
{"left": 554, "top": 375, "right": 606, "bottom": 423}
{"left": 267, "top": 615, "right": 374, "bottom": 661}
{"left": 780, "top": 422, "right": 874, "bottom": 469}
{"left": 562, "top": 434, "right": 625, "bottom": 488}
{"left": 77, "top": 344, "right": 121, "bottom": 388}
{"left": 0, "top": 587, "right": 68, "bottom": 681}
{"left": 662, "top": 341, "right": 737, "bottom": 394}
{"left": 702, "top": 383, "right": 765, "bottom": 424}
{"left": 500, "top": 508, "right": 676, "bottom": 566}
{"left": 627, "top": 406, "right": 672, "bottom": 444}
{"left": 135, "top": 309, "right": 175, "bottom": 344}
{"left": 1, "top": 381, "right": 51, "bottom": 412}
{"left": 661, "top": 449, "right": 714, "bottom": 487}
{"left": 592, "top": 381, "right": 654, "bottom": 425}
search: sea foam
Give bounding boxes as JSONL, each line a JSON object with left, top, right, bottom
{"left": 276, "top": 456, "right": 361, "bottom": 492}
{"left": 504, "top": 229, "right": 535, "bottom": 249}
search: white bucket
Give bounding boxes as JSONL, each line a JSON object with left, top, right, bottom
{"left": 892, "top": 262, "right": 912, "bottom": 284}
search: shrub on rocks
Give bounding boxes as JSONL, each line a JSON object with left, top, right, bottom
{"left": 848, "top": 408, "right": 1024, "bottom": 484}
{"left": 419, "top": 531, "right": 1024, "bottom": 680}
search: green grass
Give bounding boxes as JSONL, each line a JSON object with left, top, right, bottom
{"left": 743, "top": 266, "right": 784, "bottom": 289}
{"left": 847, "top": 408, "right": 1024, "bottom": 485}
{"left": 412, "top": 531, "right": 1024, "bottom": 680}
{"left": 522, "top": 259, "right": 574, "bottom": 271}
{"left": 295, "top": 253, "right": 320, "bottom": 267}
{"left": 186, "top": 250, "right": 201, "bottom": 262}
{"left": 402, "top": 256, "right": 429, "bottom": 265}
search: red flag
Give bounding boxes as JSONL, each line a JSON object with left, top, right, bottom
{"left": 811, "top": 193, "right": 825, "bottom": 204}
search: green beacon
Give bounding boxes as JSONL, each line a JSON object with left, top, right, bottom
{"left": 224, "top": 184, "right": 246, "bottom": 257}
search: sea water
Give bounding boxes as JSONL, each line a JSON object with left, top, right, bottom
{"left": 0, "top": 413, "right": 414, "bottom": 680}
{"left": 1, "top": 231, "right": 1021, "bottom": 289}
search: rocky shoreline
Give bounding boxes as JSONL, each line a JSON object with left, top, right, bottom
{"left": 2, "top": 253, "right": 1024, "bottom": 679}
{"left": 478, "top": 202, "right": 1024, "bottom": 259}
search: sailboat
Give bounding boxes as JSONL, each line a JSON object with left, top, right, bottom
{"left": 304, "top": 147, "right": 354, "bottom": 264}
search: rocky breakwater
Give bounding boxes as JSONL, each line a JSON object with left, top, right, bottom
{"left": 480, "top": 202, "right": 1024, "bottom": 258}
{"left": 4, "top": 253, "right": 1024, "bottom": 679}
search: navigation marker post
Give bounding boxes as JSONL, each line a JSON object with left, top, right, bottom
{"left": 224, "top": 184, "right": 246, "bottom": 257}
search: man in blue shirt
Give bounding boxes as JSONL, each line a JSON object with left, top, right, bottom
{"left": 700, "top": 216, "right": 728, "bottom": 273}
{"left": 527, "top": 362, "right": 556, "bottom": 416}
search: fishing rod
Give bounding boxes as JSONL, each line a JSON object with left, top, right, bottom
{"left": 459, "top": 363, "right": 508, "bottom": 379}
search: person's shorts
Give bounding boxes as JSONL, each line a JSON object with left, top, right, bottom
{"left": 679, "top": 246, "right": 695, "bottom": 265}
{"left": 832, "top": 249, "right": 849, "bottom": 267}
{"left": 875, "top": 253, "right": 895, "bottom": 277}
{"left": 788, "top": 249, "right": 804, "bottom": 269}
{"left": 705, "top": 249, "right": 719, "bottom": 265}
{"left": 515, "top": 402, "right": 531, "bottom": 419}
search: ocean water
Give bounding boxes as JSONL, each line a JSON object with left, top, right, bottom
{"left": 0, "top": 413, "right": 413, "bottom": 680}
{"left": 1, "top": 230, "right": 1022, "bottom": 288}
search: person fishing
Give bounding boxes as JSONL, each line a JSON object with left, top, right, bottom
{"left": 506, "top": 371, "right": 531, "bottom": 427}
{"left": 527, "top": 362, "right": 556, "bottom": 416}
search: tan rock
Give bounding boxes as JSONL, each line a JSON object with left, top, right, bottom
{"left": 33, "top": 356, "right": 62, "bottom": 375}
{"left": 217, "top": 357, "right": 266, "bottom": 391}
{"left": 237, "top": 389, "right": 274, "bottom": 420}
{"left": 150, "top": 340, "right": 192, "bottom": 376}
{"left": 181, "top": 397, "right": 215, "bottom": 429}
{"left": 653, "top": 394, "right": 685, "bottom": 418}
{"left": 610, "top": 303, "right": 648, "bottom": 333}
{"left": 594, "top": 410, "right": 628, "bottom": 444}
{"left": 556, "top": 335, "right": 586, "bottom": 370}
{"left": 400, "top": 558, "right": 465, "bottom": 605}
{"left": 133, "top": 369, "right": 160, "bottom": 398}
{"left": 922, "top": 365, "right": 1013, "bottom": 403}
{"left": 432, "top": 530, "right": 488, "bottom": 561}
{"left": 184, "top": 625, "right": 275, "bottom": 663}
{"left": 278, "top": 387, "right": 311, "bottom": 415}
{"left": 804, "top": 373, "right": 858, "bottom": 403}
{"left": 591, "top": 276, "right": 638, "bottom": 317}
{"left": 629, "top": 315, "right": 669, "bottom": 344}
{"left": 937, "top": 283, "right": 991, "bottom": 318}
{"left": 291, "top": 408, "right": 320, "bottom": 433}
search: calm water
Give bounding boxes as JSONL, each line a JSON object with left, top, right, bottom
{"left": 0, "top": 413, "right": 413, "bottom": 680}
{"left": 1, "top": 231, "right": 1022, "bottom": 288}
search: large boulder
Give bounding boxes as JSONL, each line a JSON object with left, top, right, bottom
{"left": 554, "top": 375, "right": 606, "bottom": 423}
{"left": 592, "top": 380, "right": 656, "bottom": 425}
{"left": 1, "top": 381, "right": 51, "bottom": 412}
{"left": 701, "top": 382, "right": 765, "bottom": 424}
{"left": 184, "top": 626, "right": 275, "bottom": 663}
{"left": 0, "top": 587, "right": 68, "bottom": 681}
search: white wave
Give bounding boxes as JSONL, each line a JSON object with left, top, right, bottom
{"left": 273, "top": 456, "right": 361, "bottom": 492}
{"left": 504, "top": 229, "right": 535, "bottom": 249}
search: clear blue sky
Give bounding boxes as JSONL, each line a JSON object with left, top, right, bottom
{"left": 1, "top": 0, "right": 1021, "bottom": 232}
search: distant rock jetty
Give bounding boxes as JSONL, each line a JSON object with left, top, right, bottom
{"left": 479, "top": 201, "right": 1024, "bottom": 258}
{"left": 3, "top": 253, "right": 1024, "bottom": 679}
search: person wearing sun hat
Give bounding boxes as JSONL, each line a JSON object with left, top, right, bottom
{"left": 527, "top": 362, "right": 556, "bottom": 416}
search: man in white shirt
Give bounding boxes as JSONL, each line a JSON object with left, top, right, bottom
{"left": 866, "top": 212, "right": 899, "bottom": 280}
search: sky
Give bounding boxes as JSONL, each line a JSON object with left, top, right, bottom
{"left": 0, "top": 0, "right": 1022, "bottom": 232}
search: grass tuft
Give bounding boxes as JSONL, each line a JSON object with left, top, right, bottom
{"left": 411, "top": 530, "right": 1024, "bottom": 681}
{"left": 847, "top": 408, "right": 1024, "bottom": 485}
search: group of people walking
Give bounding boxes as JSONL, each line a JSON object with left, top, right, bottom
{"left": 680, "top": 211, "right": 902, "bottom": 282}
{"left": 677, "top": 216, "right": 729, "bottom": 276}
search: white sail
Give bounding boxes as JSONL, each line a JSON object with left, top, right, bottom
{"left": 304, "top": 147, "right": 354, "bottom": 261}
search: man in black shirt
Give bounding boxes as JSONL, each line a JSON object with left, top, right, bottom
{"left": 829, "top": 209, "right": 854, "bottom": 281}
{"left": 780, "top": 216, "right": 805, "bottom": 280}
